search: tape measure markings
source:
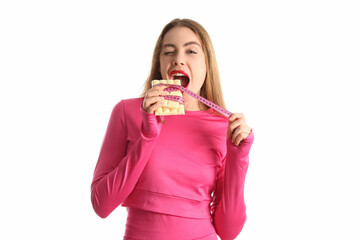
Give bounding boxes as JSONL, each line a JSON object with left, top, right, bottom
{"left": 163, "top": 95, "right": 184, "bottom": 104}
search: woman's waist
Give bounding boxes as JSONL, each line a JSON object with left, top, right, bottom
{"left": 124, "top": 207, "right": 217, "bottom": 240}
{"left": 121, "top": 188, "right": 213, "bottom": 219}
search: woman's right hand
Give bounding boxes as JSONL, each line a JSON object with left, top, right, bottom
{"left": 142, "top": 85, "right": 169, "bottom": 114}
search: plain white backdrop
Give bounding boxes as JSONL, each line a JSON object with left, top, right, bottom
{"left": 1, "top": 0, "right": 359, "bottom": 239}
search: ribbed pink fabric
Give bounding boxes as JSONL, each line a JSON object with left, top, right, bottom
{"left": 91, "top": 98, "right": 254, "bottom": 240}
{"left": 124, "top": 207, "right": 218, "bottom": 240}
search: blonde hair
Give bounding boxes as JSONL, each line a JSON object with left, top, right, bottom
{"left": 140, "top": 18, "right": 226, "bottom": 111}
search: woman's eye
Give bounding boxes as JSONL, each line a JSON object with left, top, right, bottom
{"left": 188, "top": 50, "right": 197, "bottom": 54}
{"left": 164, "top": 52, "right": 174, "bottom": 55}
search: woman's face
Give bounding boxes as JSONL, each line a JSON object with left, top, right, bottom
{"left": 159, "top": 27, "right": 206, "bottom": 95}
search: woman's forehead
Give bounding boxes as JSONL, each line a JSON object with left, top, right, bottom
{"left": 162, "top": 27, "right": 202, "bottom": 47}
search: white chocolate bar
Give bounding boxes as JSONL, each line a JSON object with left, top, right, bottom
{"left": 151, "top": 79, "right": 185, "bottom": 115}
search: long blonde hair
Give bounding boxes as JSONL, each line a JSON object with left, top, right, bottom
{"left": 140, "top": 18, "right": 226, "bottom": 110}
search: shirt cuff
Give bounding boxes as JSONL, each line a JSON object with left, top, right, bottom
{"left": 140, "top": 105, "right": 162, "bottom": 139}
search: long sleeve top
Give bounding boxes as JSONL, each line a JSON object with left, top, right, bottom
{"left": 91, "top": 98, "right": 254, "bottom": 240}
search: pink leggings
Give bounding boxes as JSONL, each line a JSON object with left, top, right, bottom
{"left": 123, "top": 207, "right": 218, "bottom": 240}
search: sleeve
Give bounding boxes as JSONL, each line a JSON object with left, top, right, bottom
{"left": 210, "top": 130, "right": 254, "bottom": 240}
{"left": 90, "top": 100, "right": 162, "bottom": 218}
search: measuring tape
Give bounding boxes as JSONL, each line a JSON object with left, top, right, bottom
{"left": 156, "top": 83, "right": 233, "bottom": 118}
{"left": 162, "top": 93, "right": 185, "bottom": 104}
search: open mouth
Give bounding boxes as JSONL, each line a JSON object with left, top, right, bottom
{"left": 170, "top": 70, "right": 190, "bottom": 88}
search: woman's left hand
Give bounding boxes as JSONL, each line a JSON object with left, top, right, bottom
{"left": 227, "top": 113, "right": 252, "bottom": 146}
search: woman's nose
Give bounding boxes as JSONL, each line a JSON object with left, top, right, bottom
{"left": 172, "top": 53, "right": 185, "bottom": 66}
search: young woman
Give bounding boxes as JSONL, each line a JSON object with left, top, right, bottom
{"left": 91, "top": 18, "right": 254, "bottom": 240}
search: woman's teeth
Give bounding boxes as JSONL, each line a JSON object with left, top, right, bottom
{"left": 171, "top": 73, "right": 187, "bottom": 79}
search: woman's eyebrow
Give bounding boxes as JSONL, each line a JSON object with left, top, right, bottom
{"left": 163, "top": 43, "right": 176, "bottom": 48}
{"left": 183, "top": 41, "right": 201, "bottom": 47}
{"left": 162, "top": 41, "right": 201, "bottom": 48}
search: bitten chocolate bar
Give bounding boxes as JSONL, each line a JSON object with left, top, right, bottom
{"left": 151, "top": 80, "right": 185, "bottom": 115}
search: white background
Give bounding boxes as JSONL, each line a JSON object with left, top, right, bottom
{"left": 1, "top": 0, "right": 359, "bottom": 239}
